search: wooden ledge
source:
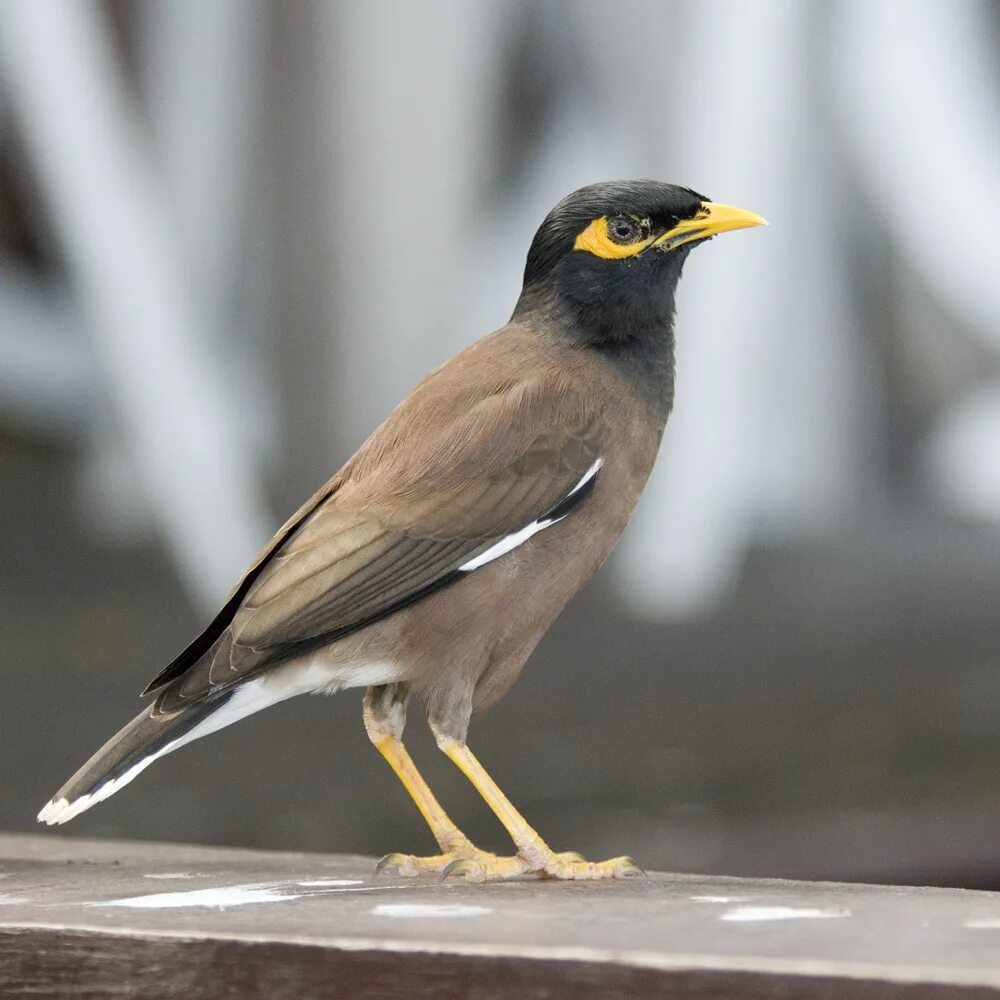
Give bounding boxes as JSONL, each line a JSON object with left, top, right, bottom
{"left": 2, "top": 833, "right": 999, "bottom": 999}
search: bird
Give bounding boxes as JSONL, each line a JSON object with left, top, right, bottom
{"left": 38, "top": 180, "right": 766, "bottom": 881}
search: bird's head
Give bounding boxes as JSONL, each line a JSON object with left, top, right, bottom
{"left": 515, "top": 180, "right": 766, "bottom": 347}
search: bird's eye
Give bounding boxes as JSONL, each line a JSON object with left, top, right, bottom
{"left": 607, "top": 215, "right": 646, "bottom": 245}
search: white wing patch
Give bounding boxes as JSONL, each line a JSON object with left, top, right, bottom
{"left": 458, "top": 458, "right": 603, "bottom": 572}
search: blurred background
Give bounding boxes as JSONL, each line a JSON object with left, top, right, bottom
{"left": 2, "top": 0, "right": 1000, "bottom": 889}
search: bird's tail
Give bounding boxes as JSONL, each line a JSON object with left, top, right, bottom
{"left": 36, "top": 693, "right": 231, "bottom": 826}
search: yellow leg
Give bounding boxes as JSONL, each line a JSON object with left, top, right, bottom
{"left": 438, "top": 736, "right": 643, "bottom": 881}
{"left": 373, "top": 734, "right": 469, "bottom": 852}
{"left": 369, "top": 735, "right": 527, "bottom": 878}
{"left": 364, "top": 689, "right": 526, "bottom": 878}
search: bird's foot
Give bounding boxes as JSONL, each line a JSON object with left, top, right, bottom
{"left": 536, "top": 851, "right": 644, "bottom": 880}
{"left": 439, "top": 852, "right": 531, "bottom": 882}
{"left": 374, "top": 847, "right": 527, "bottom": 880}
{"left": 442, "top": 849, "right": 642, "bottom": 882}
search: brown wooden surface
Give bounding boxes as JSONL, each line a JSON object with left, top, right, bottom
{"left": 2, "top": 834, "right": 1000, "bottom": 999}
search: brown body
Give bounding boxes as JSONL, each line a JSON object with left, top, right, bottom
{"left": 189, "top": 324, "right": 664, "bottom": 742}
{"left": 346, "top": 327, "right": 662, "bottom": 735}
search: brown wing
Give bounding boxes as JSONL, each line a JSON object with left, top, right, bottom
{"left": 147, "top": 330, "right": 605, "bottom": 708}
{"left": 140, "top": 480, "right": 335, "bottom": 696}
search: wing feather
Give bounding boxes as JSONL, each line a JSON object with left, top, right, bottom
{"left": 147, "top": 332, "right": 607, "bottom": 707}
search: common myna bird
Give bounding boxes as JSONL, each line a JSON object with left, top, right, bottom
{"left": 39, "top": 180, "right": 765, "bottom": 880}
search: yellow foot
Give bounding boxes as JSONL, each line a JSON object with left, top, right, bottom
{"left": 440, "top": 853, "right": 530, "bottom": 882}
{"left": 373, "top": 848, "right": 526, "bottom": 879}
{"left": 442, "top": 850, "right": 642, "bottom": 882}
{"left": 539, "top": 852, "right": 644, "bottom": 880}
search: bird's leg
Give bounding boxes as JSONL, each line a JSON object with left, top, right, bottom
{"left": 430, "top": 722, "right": 642, "bottom": 882}
{"left": 363, "top": 685, "right": 523, "bottom": 877}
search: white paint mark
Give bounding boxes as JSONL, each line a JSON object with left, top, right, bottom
{"left": 721, "top": 905, "right": 850, "bottom": 922}
{"left": 459, "top": 458, "right": 603, "bottom": 572}
{"left": 100, "top": 884, "right": 302, "bottom": 909}
{"left": 94, "top": 877, "right": 421, "bottom": 910}
{"left": 297, "top": 879, "right": 363, "bottom": 887}
{"left": 964, "top": 918, "right": 1000, "bottom": 929}
{"left": 143, "top": 872, "right": 196, "bottom": 880}
{"left": 690, "top": 895, "right": 749, "bottom": 904}
{"left": 371, "top": 903, "right": 492, "bottom": 919}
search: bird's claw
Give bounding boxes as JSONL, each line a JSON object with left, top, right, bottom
{"left": 440, "top": 857, "right": 477, "bottom": 881}
{"left": 618, "top": 856, "right": 646, "bottom": 878}
{"left": 373, "top": 852, "right": 416, "bottom": 878}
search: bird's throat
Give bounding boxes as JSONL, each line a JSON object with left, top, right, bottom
{"left": 595, "top": 325, "right": 676, "bottom": 424}
{"left": 514, "top": 287, "right": 677, "bottom": 424}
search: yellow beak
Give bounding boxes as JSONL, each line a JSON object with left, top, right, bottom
{"left": 653, "top": 201, "right": 768, "bottom": 251}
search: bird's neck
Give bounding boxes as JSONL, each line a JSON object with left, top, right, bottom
{"left": 595, "top": 329, "right": 676, "bottom": 424}
{"left": 512, "top": 286, "right": 677, "bottom": 424}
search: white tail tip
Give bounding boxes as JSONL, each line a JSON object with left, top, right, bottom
{"left": 38, "top": 796, "right": 84, "bottom": 825}
{"left": 36, "top": 747, "right": 172, "bottom": 825}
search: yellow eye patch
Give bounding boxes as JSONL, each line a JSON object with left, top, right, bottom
{"left": 573, "top": 216, "right": 654, "bottom": 260}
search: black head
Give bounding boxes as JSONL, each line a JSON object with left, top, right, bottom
{"left": 514, "top": 180, "right": 765, "bottom": 349}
